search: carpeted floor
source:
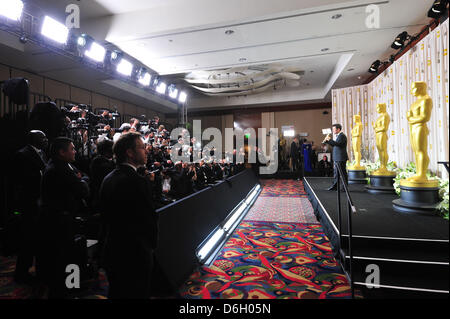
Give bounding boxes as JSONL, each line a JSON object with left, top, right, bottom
{"left": 180, "top": 221, "right": 351, "bottom": 299}
{"left": 244, "top": 197, "right": 318, "bottom": 224}
{"left": 0, "top": 256, "right": 108, "bottom": 299}
{"left": 259, "top": 179, "right": 308, "bottom": 197}
{"left": 180, "top": 179, "right": 352, "bottom": 299}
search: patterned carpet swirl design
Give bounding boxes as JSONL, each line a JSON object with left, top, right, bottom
{"left": 180, "top": 221, "right": 351, "bottom": 299}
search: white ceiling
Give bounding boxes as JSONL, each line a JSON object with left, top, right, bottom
{"left": 1, "top": 0, "right": 436, "bottom": 113}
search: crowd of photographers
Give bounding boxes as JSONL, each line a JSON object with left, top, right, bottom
{"left": 60, "top": 105, "right": 247, "bottom": 208}
{"left": 11, "top": 103, "right": 247, "bottom": 298}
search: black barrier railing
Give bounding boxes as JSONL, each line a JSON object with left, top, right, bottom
{"left": 335, "top": 163, "right": 357, "bottom": 299}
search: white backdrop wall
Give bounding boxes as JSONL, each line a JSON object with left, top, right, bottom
{"left": 332, "top": 19, "right": 449, "bottom": 178}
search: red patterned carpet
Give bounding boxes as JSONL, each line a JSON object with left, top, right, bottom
{"left": 244, "top": 197, "right": 318, "bottom": 224}
{"left": 259, "top": 179, "right": 308, "bottom": 197}
{"left": 180, "top": 221, "right": 351, "bottom": 299}
{"left": 180, "top": 179, "right": 352, "bottom": 299}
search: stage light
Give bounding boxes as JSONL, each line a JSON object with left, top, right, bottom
{"left": 110, "top": 50, "right": 123, "bottom": 64}
{"left": 116, "top": 59, "right": 133, "bottom": 76}
{"left": 77, "top": 34, "right": 93, "bottom": 48}
{"left": 428, "top": 0, "right": 449, "bottom": 19}
{"left": 179, "top": 91, "right": 187, "bottom": 103}
{"left": 41, "top": 16, "right": 69, "bottom": 44}
{"left": 368, "top": 60, "right": 381, "bottom": 73}
{"left": 84, "top": 42, "right": 106, "bottom": 63}
{"left": 0, "top": 0, "right": 23, "bottom": 21}
{"left": 391, "top": 31, "right": 409, "bottom": 50}
{"left": 168, "top": 84, "right": 179, "bottom": 99}
{"left": 156, "top": 82, "right": 167, "bottom": 94}
{"left": 138, "top": 68, "right": 151, "bottom": 86}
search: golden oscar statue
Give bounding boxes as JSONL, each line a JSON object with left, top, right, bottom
{"left": 373, "top": 103, "right": 396, "bottom": 176}
{"left": 401, "top": 82, "right": 438, "bottom": 188}
{"left": 366, "top": 103, "right": 396, "bottom": 194}
{"left": 348, "top": 114, "right": 367, "bottom": 184}
{"left": 393, "top": 81, "right": 440, "bottom": 214}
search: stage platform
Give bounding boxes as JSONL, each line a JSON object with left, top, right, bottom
{"left": 304, "top": 177, "right": 449, "bottom": 298}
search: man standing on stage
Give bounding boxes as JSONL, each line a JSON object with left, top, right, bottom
{"left": 323, "top": 124, "right": 348, "bottom": 191}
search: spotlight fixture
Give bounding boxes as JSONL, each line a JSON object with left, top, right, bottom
{"left": 116, "top": 59, "right": 133, "bottom": 76}
{"left": 391, "top": 31, "right": 409, "bottom": 49}
{"left": 168, "top": 84, "right": 179, "bottom": 99}
{"left": 0, "top": 0, "right": 23, "bottom": 21}
{"left": 427, "top": 0, "right": 449, "bottom": 19}
{"left": 178, "top": 91, "right": 187, "bottom": 104}
{"left": 369, "top": 60, "right": 381, "bottom": 73}
{"left": 110, "top": 50, "right": 122, "bottom": 63}
{"left": 77, "top": 34, "right": 92, "bottom": 48}
{"left": 84, "top": 42, "right": 106, "bottom": 63}
{"left": 41, "top": 16, "right": 69, "bottom": 44}
{"left": 137, "top": 68, "right": 151, "bottom": 86}
{"left": 156, "top": 82, "right": 167, "bottom": 94}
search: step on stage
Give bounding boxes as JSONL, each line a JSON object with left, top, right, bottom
{"left": 303, "top": 177, "right": 449, "bottom": 299}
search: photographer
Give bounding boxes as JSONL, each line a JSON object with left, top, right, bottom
{"left": 99, "top": 132, "right": 158, "bottom": 299}
{"left": 37, "top": 137, "right": 90, "bottom": 298}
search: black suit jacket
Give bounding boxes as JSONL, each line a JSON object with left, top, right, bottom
{"left": 290, "top": 141, "right": 299, "bottom": 159}
{"left": 99, "top": 164, "right": 159, "bottom": 268}
{"left": 325, "top": 133, "right": 349, "bottom": 162}
{"left": 13, "top": 145, "right": 47, "bottom": 215}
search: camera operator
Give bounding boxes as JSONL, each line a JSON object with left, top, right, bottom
{"left": 37, "top": 137, "right": 90, "bottom": 298}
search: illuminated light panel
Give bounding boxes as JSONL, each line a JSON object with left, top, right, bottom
{"left": 156, "top": 82, "right": 167, "bottom": 94}
{"left": 117, "top": 59, "right": 133, "bottom": 76}
{"left": 41, "top": 16, "right": 69, "bottom": 44}
{"left": 85, "top": 42, "right": 106, "bottom": 62}
{"left": 197, "top": 228, "right": 225, "bottom": 261}
{"left": 0, "top": 0, "right": 23, "bottom": 21}
{"left": 138, "top": 72, "right": 151, "bottom": 86}
{"left": 283, "top": 130, "right": 295, "bottom": 137}
{"left": 179, "top": 91, "right": 187, "bottom": 103}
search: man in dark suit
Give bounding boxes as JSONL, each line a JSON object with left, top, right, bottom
{"left": 99, "top": 132, "right": 159, "bottom": 299}
{"left": 290, "top": 137, "right": 300, "bottom": 174}
{"left": 324, "top": 124, "right": 349, "bottom": 190}
{"left": 37, "top": 137, "right": 90, "bottom": 298}
{"left": 13, "top": 130, "right": 48, "bottom": 284}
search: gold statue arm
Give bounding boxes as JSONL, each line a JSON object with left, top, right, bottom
{"left": 408, "top": 103, "right": 432, "bottom": 124}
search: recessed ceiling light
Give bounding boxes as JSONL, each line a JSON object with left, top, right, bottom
{"left": 358, "top": 76, "right": 362, "bottom": 79}
{"left": 332, "top": 14, "right": 342, "bottom": 19}
{"left": 347, "top": 68, "right": 355, "bottom": 72}
{"left": 321, "top": 48, "right": 329, "bottom": 52}
{"left": 225, "top": 30, "right": 234, "bottom": 35}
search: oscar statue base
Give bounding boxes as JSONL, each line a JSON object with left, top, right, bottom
{"left": 366, "top": 175, "right": 396, "bottom": 194}
{"left": 392, "top": 185, "right": 440, "bottom": 214}
{"left": 348, "top": 169, "right": 367, "bottom": 184}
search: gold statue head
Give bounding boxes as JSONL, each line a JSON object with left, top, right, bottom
{"left": 353, "top": 114, "right": 361, "bottom": 123}
{"left": 376, "top": 103, "right": 386, "bottom": 113}
{"left": 411, "top": 81, "right": 427, "bottom": 96}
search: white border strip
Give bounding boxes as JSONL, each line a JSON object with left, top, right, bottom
{"left": 341, "top": 234, "right": 449, "bottom": 243}
{"left": 353, "top": 282, "right": 449, "bottom": 294}
{"left": 345, "top": 255, "right": 449, "bottom": 265}
{"left": 303, "top": 177, "right": 340, "bottom": 234}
